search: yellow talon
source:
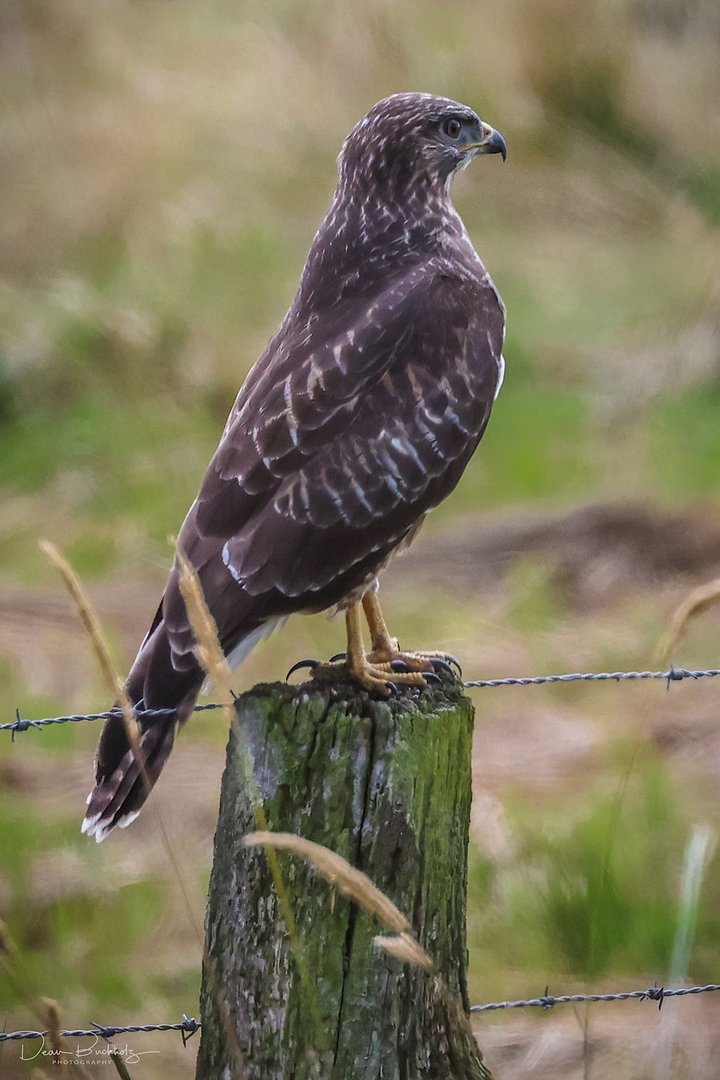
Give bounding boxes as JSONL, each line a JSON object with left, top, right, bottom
{"left": 362, "top": 593, "right": 460, "bottom": 674}
{"left": 306, "top": 594, "right": 455, "bottom": 696}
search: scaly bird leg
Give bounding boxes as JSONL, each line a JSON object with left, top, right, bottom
{"left": 361, "top": 592, "right": 462, "bottom": 676}
{"left": 344, "top": 603, "right": 427, "bottom": 694}
{"left": 289, "top": 603, "right": 428, "bottom": 695}
{"left": 362, "top": 591, "right": 399, "bottom": 655}
{"left": 286, "top": 596, "right": 460, "bottom": 689}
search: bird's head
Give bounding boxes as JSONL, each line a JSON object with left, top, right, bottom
{"left": 339, "top": 92, "right": 506, "bottom": 199}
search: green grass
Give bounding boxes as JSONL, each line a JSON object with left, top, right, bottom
{"left": 468, "top": 751, "right": 720, "bottom": 993}
{"left": 0, "top": 799, "right": 168, "bottom": 1010}
{"left": 643, "top": 382, "right": 720, "bottom": 500}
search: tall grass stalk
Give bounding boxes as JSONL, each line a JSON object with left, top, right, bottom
{"left": 653, "top": 824, "right": 716, "bottom": 1080}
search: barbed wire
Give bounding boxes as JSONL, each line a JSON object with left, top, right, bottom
{"left": 470, "top": 981, "right": 720, "bottom": 1013}
{"left": 3, "top": 979, "right": 720, "bottom": 1046}
{"left": 2, "top": 664, "right": 718, "bottom": 737}
{"left": 463, "top": 665, "right": 720, "bottom": 689}
{"left": 3, "top": 660, "right": 716, "bottom": 1049}
{"left": 0, "top": 1015, "right": 201, "bottom": 1046}
{"left": 1, "top": 701, "right": 223, "bottom": 737}
{"left": 2, "top": 676, "right": 718, "bottom": 1042}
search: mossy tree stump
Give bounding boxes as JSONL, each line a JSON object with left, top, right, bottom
{"left": 196, "top": 675, "right": 493, "bottom": 1080}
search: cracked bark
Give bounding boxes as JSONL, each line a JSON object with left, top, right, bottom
{"left": 196, "top": 677, "right": 494, "bottom": 1080}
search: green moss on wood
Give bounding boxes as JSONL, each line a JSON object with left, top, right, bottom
{"left": 196, "top": 675, "right": 493, "bottom": 1080}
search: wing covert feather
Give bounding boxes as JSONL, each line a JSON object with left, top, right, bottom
{"left": 215, "top": 272, "right": 504, "bottom": 599}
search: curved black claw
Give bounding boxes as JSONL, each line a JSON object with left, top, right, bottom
{"left": 388, "top": 660, "right": 441, "bottom": 684}
{"left": 328, "top": 652, "right": 347, "bottom": 663}
{"left": 428, "top": 657, "right": 460, "bottom": 679}
{"left": 286, "top": 658, "right": 320, "bottom": 681}
{"left": 390, "top": 659, "right": 412, "bottom": 673}
{"left": 432, "top": 654, "right": 463, "bottom": 677}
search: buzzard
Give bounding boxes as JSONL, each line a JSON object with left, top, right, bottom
{"left": 83, "top": 92, "right": 507, "bottom": 841}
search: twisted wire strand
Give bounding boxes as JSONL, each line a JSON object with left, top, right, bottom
{"left": 462, "top": 660, "right": 720, "bottom": 686}
{"left": 3, "top": 666, "right": 718, "bottom": 735}
{"left": 470, "top": 982, "right": 720, "bottom": 1013}
{"left": 0, "top": 1015, "right": 201, "bottom": 1044}
{"left": 3, "top": 981, "right": 720, "bottom": 1043}
{"left": 2, "top": 701, "right": 223, "bottom": 735}
{"left": 2, "top": 667, "right": 716, "bottom": 1042}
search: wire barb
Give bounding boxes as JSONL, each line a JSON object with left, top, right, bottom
{"left": 3, "top": 665, "right": 717, "bottom": 734}
{"left": 0, "top": 1016, "right": 202, "bottom": 1043}
{"left": 2, "top": 701, "right": 223, "bottom": 734}
{"left": 2, "top": 652, "right": 716, "bottom": 1040}
{"left": 2, "top": 983, "right": 719, "bottom": 1044}
{"left": 469, "top": 982, "right": 720, "bottom": 1013}
{"left": 462, "top": 665, "right": 720, "bottom": 690}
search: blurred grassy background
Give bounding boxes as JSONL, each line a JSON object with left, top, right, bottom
{"left": 1, "top": 0, "right": 720, "bottom": 1076}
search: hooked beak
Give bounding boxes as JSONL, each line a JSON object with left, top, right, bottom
{"left": 462, "top": 124, "right": 507, "bottom": 162}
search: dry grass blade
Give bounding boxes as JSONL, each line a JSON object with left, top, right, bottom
{"left": 37, "top": 998, "right": 91, "bottom": 1080}
{"left": 656, "top": 576, "right": 720, "bottom": 667}
{"left": 41, "top": 541, "right": 234, "bottom": 1072}
{"left": 108, "top": 1051, "right": 134, "bottom": 1080}
{"left": 175, "top": 544, "right": 234, "bottom": 708}
{"left": 374, "top": 932, "right": 434, "bottom": 971}
{"left": 38, "top": 540, "right": 140, "bottom": 756}
{"left": 172, "top": 548, "right": 263, "bottom": 1080}
{"left": 40, "top": 998, "right": 62, "bottom": 1055}
{"left": 375, "top": 937, "right": 491, "bottom": 1075}
{"left": 244, "top": 832, "right": 410, "bottom": 933}
{"left": 40, "top": 540, "right": 202, "bottom": 947}
{"left": 0, "top": 919, "right": 17, "bottom": 959}
{"left": 34, "top": 545, "right": 194, "bottom": 1073}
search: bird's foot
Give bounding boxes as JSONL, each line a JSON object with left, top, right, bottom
{"left": 286, "top": 654, "right": 432, "bottom": 697}
{"left": 351, "top": 637, "right": 462, "bottom": 678}
{"left": 368, "top": 646, "right": 462, "bottom": 678}
{"left": 328, "top": 647, "right": 461, "bottom": 674}
{"left": 286, "top": 601, "right": 461, "bottom": 696}
{"left": 346, "top": 656, "right": 429, "bottom": 697}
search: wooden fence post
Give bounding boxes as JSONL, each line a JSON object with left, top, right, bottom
{"left": 196, "top": 676, "right": 494, "bottom": 1080}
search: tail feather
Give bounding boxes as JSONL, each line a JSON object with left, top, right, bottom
{"left": 82, "top": 612, "right": 271, "bottom": 841}
{"left": 81, "top": 719, "right": 179, "bottom": 841}
{"left": 82, "top": 617, "right": 204, "bottom": 842}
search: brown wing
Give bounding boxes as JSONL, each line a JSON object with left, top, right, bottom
{"left": 167, "top": 266, "right": 504, "bottom": 658}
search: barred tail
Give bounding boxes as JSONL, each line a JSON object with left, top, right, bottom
{"left": 81, "top": 619, "right": 203, "bottom": 843}
{"left": 81, "top": 610, "right": 276, "bottom": 841}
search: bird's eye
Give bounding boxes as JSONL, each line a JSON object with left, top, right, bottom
{"left": 443, "top": 117, "right": 463, "bottom": 140}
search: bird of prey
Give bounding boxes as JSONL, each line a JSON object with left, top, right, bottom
{"left": 82, "top": 92, "right": 507, "bottom": 841}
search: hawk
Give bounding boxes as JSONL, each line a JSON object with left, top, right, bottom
{"left": 83, "top": 92, "right": 507, "bottom": 841}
